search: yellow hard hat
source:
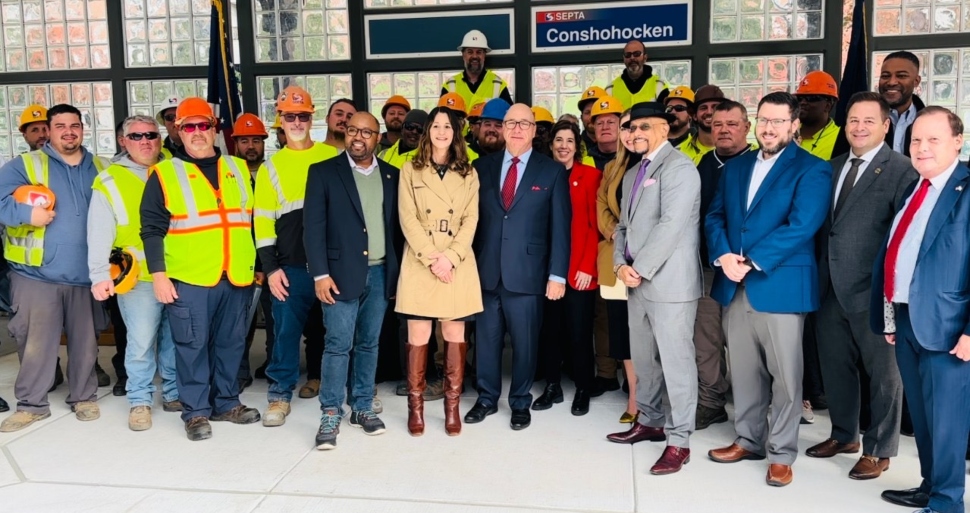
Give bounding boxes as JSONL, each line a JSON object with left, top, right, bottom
{"left": 664, "top": 86, "right": 695, "bottom": 105}
{"left": 578, "top": 86, "right": 608, "bottom": 110}
{"left": 19, "top": 105, "right": 47, "bottom": 132}
{"left": 271, "top": 114, "right": 281, "bottom": 130}
{"left": 590, "top": 96, "right": 624, "bottom": 119}
{"left": 531, "top": 106, "right": 555, "bottom": 125}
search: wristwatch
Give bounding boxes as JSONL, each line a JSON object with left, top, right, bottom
{"left": 742, "top": 256, "right": 754, "bottom": 268}
{"left": 613, "top": 263, "right": 625, "bottom": 276}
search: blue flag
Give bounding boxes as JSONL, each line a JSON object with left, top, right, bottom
{"left": 207, "top": 0, "right": 241, "bottom": 154}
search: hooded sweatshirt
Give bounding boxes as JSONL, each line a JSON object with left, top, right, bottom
{"left": 86, "top": 152, "right": 161, "bottom": 284}
{"left": 0, "top": 143, "right": 102, "bottom": 286}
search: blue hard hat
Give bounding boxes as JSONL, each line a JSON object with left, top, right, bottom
{"left": 480, "top": 98, "right": 510, "bottom": 121}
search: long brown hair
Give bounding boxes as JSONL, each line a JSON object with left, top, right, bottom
{"left": 603, "top": 109, "right": 634, "bottom": 184}
{"left": 411, "top": 107, "right": 473, "bottom": 177}
{"left": 548, "top": 120, "right": 585, "bottom": 163}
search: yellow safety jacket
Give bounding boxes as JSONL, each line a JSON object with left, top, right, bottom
{"left": 378, "top": 141, "right": 417, "bottom": 169}
{"left": 607, "top": 75, "right": 668, "bottom": 110}
{"left": 4, "top": 151, "right": 109, "bottom": 266}
{"left": 678, "top": 133, "right": 714, "bottom": 165}
{"left": 443, "top": 70, "right": 510, "bottom": 111}
{"left": 152, "top": 156, "right": 255, "bottom": 287}
{"left": 800, "top": 119, "right": 839, "bottom": 161}
{"left": 253, "top": 142, "right": 338, "bottom": 249}
{"left": 92, "top": 162, "right": 158, "bottom": 281}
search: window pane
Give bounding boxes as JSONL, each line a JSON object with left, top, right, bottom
{"left": 711, "top": 0, "right": 823, "bottom": 43}
{"left": 257, "top": 74, "right": 353, "bottom": 156}
{"left": 254, "top": 1, "right": 350, "bottom": 62}
{"left": 364, "top": 0, "right": 511, "bottom": 7}
{"left": 124, "top": 0, "right": 210, "bottom": 67}
{"left": 531, "top": 62, "right": 689, "bottom": 120}
{"left": 0, "top": 0, "right": 109, "bottom": 71}
{"left": 126, "top": 78, "right": 207, "bottom": 141}
{"left": 873, "top": 0, "right": 969, "bottom": 37}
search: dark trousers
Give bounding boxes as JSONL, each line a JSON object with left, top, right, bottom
{"left": 894, "top": 304, "right": 970, "bottom": 513}
{"left": 537, "top": 288, "right": 596, "bottom": 390}
{"left": 167, "top": 279, "right": 250, "bottom": 422}
{"left": 802, "top": 313, "right": 824, "bottom": 401}
{"left": 694, "top": 269, "right": 728, "bottom": 409}
{"left": 475, "top": 283, "right": 542, "bottom": 411}
{"left": 107, "top": 295, "right": 128, "bottom": 379}
{"left": 241, "top": 279, "right": 274, "bottom": 381}
{"left": 816, "top": 293, "right": 901, "bottom": 457}
{"left": 240, "top": 279, "right": 322, "bottom": 382}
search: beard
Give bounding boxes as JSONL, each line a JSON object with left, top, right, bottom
{"left": 757, "top": 134, "right": 792, "bottom": 156}
{"left": 466, "top": 59, "right": 483, "bottom": 75}
{"left": 480, "top": 133, "right": 504, "bottom": 153}
{"left": 386, "top": 119, "right": 403, "bottom": 132}
{"left": 242, "top": 150, "right": 263, "bottom": 163}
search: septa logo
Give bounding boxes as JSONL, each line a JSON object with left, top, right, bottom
{"left": 292, "top": 93, "right": 304, "bottom": 103}
{"left": 245, "top": 120, "right": 253, "bottom": 127}
{"left": 600, "top": 100, "right": 609, "bottom": 109}
{"left": 446, "top": 98, "right": 455, "bottom": 106}
{"left": 31, "top": 110, "right": 41, "bottom": 118}
{"left": 27, "top": 192, "right": 49, "bottom": 207}
{"left": 537, "top": 10, "right": 587, "bottom": 23}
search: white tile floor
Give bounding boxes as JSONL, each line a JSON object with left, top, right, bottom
{"left": 0, "top": 344, "right": 959, "bottom": 513}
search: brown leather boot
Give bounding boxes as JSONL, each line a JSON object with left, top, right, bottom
{"left": 406, "top": 343, "right": 427, "bottom": 436}
{"left": 444, "top": 341, "right": 467, "bottom": 436}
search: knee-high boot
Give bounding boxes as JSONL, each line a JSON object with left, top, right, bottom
{"left": 407, "top": 343, "right": 427, "bottom": 436}
{"left": 444, "top": 341, "right": 467, "bottom": 436}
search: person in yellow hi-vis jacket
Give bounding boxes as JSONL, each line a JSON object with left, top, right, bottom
{"left": 605, "top": 40, "right": 670, "bottom": 109}
{"left": 441, "top": 30, "right": 513, "bottom": 108}
{"left": 253, "top": 86, "right": 339, "bottom": 428}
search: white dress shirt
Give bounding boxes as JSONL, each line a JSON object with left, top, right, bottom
{"left": 833, "top": 142, "right": 885, "bottom": 207}
{"left": 747, "top": 150, "right": 782, "bottom": 209}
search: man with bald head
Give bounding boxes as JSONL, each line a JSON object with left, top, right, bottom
{"left": 466, "top": 103, "right": 571, "bottom": 430}
{"left": 304, "top": 111, "right": 400, "bottom": 449}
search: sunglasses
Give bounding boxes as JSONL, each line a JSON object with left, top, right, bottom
{"left": 282, "top": 113, "right": 311, "bottom": 123}
{"left": 403, "top": 123, "right": 424, "bottom": 133}
{"left": 623, "top": 50, "right": 643, "bottom": 59}
{"left": 126, "top": 132, "right": 160, "bottom": 141}
{"left": 162, "top": 113, "right": 176, "bottom": 122}
{"left": 180, "top": 122, "right": 212, "bottom": 133}
{"left": 666, "top": 105, "right": 689, "bottom": 113}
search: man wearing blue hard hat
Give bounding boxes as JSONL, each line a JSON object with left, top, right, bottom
{"left": 476, "top": 98, "right": 510, "bottom": 156}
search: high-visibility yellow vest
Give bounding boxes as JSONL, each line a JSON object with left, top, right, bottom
{"left": 152, "top": 156, "right": 255, "bottom": 287}
{"left": 160, "top": 147, "right": 174, "bottom": 160}
{"left": 678, "top": 133, "right": 714, "bottom": 165}
{"left": 4, "top": 151, "right": 109, "bottom": 266}
{"left": 378, "top": 141, "right": 417, "bottom": 169}
{"left": 606, "top": 75, "right": 667, "bottom": 109}
{"left": 800, "top": 119, "right": 839, "bottom": 161}
{"left": 91, "top": 162, "right": 158, "bottom": 281}
{"left": 253, "top": 142, "right": 338, "bottom": 249}
{"left": 443, "top": 70, "right": 509, "bottom": 111}
{"left": 581, "top": 154, "right": 596, "bottom": 167}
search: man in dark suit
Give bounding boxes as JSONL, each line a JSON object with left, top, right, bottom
{"left": 303, "top": 112, "right": 400, "bottom": 450}
{"left": 807, "top": 92, "right": 916, "bottom": 479}
{"left": 704, "top": 92, "right": 831, "bottom": 487}
{"left": 465, "top": 103, "right": 570, "bottom": 430}
{"left": 872, "top": 107, "right": 970, "bottom": 513}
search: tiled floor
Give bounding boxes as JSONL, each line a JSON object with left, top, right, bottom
{"left": 0, "top": 342, "right": 958, "bottom": 513}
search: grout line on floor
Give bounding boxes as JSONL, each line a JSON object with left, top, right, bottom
{"left": 264, "top": 444, "right": 315, "bottom": 494}
{"left": 2, "top": 443, "right": 26, "bottom": 483}
{"left": 630, "top": 446, "right": 639, "bottom": 513}
{"left": 245, "top": 494, "right": 270, "bottom": 513}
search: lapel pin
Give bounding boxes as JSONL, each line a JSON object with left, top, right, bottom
{"left": 386, "top": 174, "right": 391, "bottom": 179}
{"left": 873, "top": 168, "right": 882, "bottom": 175}
{"left": 573, "top": 181, "right": 578, "bottom": 186}
{"left": 957, "top": 185, "right": 964, "bottom": 192}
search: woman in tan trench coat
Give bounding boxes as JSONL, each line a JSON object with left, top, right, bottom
{"left": 396, "top": 107, "right": 482, "bottom": 437}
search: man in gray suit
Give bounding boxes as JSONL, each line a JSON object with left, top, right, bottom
{"left": 807, "top": 92, "right": 916, "bottom": 479}
{"left": 605, "top": 102, "right": 702, "bottom": 476}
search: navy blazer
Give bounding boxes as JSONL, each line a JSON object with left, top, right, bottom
{"left": 870, "top": 163, "right": 970, "bottom": 351}
{"left": 705, "top": 143, "right": 831, "bottom": 313}
{"left": 472, "top": 151, "right": 571, "bottom": 295}
{"left": 303, "top": 154, "right": 401, "bottom": 300}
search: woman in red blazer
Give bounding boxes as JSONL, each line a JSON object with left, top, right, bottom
{"left": 534, "top": 120, "right": 603, "bottom": 416}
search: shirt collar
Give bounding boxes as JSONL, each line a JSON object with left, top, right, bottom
{"left": 346, "top": 152, "right": 378, "bottom": 175}
{"left": 504, "top": 148, "right": 533, "bottom": 168}
{"left": 756, "top": 148, "right": 783, "bottom": 164}
{"left": 850, "top": 142, "right": 885, "bottom": 162}
{"left": 890, "top": 103, "right": 917, "bottom": 124}
{"left": 928, "top": 158, "right": 960, "bottom": 190}
{"left": 643, "top": 141, "right": 669, "bottom": 163}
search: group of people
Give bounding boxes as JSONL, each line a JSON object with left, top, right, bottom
{"left": 0, "top": 28, "right": 966, "bottom": 513}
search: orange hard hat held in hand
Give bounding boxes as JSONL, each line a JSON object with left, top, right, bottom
{"left": 14, "top": 184, "right": 55, "bottom": 210}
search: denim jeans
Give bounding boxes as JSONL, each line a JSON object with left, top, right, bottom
{"left": 267, "top": 266, "right": 318, "bottom": 402}
{"left": 117, "top": 281, "right": 178, "bottom": 407}
{"left": 319, "top": 265, "right": 387, "bottom": 413}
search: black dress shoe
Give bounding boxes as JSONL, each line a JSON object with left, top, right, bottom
{"left": 571, "top": 389, "right": 590, "bottom": 416}
{"left": 531, "top": 383, "right": 564, "bottom": 411}
{"left": 464, "top": 402, "right": 497, "bottom": 424}
{"left": 95, "top": 362, "right": 111, "bottom": 387}
{"left": 595, "top": 376, "right": 620, "bottom": 392}
{"left": 112, "top": 377, "right": 127, "bottom": 397}
{"left": 881, "top": 488, "right": 929, "bottom": 508}
{"left": 0, "top": 396, "right": 8, "bottom": 413}
{"left": 254, "top": 362, "right": 268, "bottom": 380}
{"left": 510, "top": 409, "right": 531, "bottom": 430}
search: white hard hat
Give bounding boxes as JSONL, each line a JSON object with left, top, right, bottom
{"left": 155, "top": 97, "right": 183, "bottom": 123}
{"left": 458, "top": 30, "right": 491, "bottom": 53}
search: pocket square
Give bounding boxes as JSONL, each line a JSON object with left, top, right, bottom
{"left": 531, "top": 185, "right": 541, "bottom": 191}
{"left": 644, "top": 178, "right": 657, "bottom": 187}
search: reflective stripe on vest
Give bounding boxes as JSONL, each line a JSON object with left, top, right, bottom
{"left": 263, "top": 159, "right": 305, "bottom": 218}
{"left": 93, "top": 163, "right": 154, "bottom": 280}
{"left": 97, "top": 173, "right": 130, "bottom": 226}
{"left": 446, "top": 70, "right": 506, "bottom": 110}
{"left": 169, "top": 158, "right": 251, "bottom": 233}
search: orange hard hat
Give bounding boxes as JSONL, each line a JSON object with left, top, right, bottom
{"left": 590, "top": 96, "right": 624, "bottom": 119}
{"left": 276, "top": 86, "right": 314, "bottom": 114}
{"left": 531, "top": 106, "right": 555, "bottom": 125}
{"left": 109, "top": 248, "right": 139, "bottom": 295}
{"left": 438, "top": 92, "right": 467, "bottom": 115}
{"left": 795, "top": 71, "right": 839, "bottom": 99}
{"left": 578, "top": 86, "right": 608, "bottom": 110}
{"left": 14, "top": 184, "right": 55, "bottom": 211}
{"left": 174, "top": 97, "right": 215, "bottom": 126}
{"left": 467, "top": 102, "right": 486, "bottom": 121}
{"left": 19, "top": 105, "right": 48, "bottom": 132}
{"left": 381, "top": 95, "right": 411, "bottom": 118}
{"left": 232, "top": 113, "right": 268, "bottom": 138}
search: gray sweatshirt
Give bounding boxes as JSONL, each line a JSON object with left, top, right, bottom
{"left": 86, "top": 153, "right": 157, "bottom": 284}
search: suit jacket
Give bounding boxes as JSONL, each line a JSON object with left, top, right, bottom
{"left": 303, "top": 155, "right": 401, "bottom": 300}
{"left": 819, "top": 144, "right": 918, "bottom": 313}
{"left": 614, "top": 143, "right": 701, "bottom": 302}
{"left": 595, "top": 155, "right": 636, "bottom": 287}
{"left": 832, "top": 95, "right": 926, "bottom": 158}
{"left": 472, "top": 150, "right": 570, "bottom": 295}
{"left": 705, "top": 143, "right": 831, "bottom": 313}
{"left": 870, "top": 162, "right": 970, "bottom": 351}
{"left": 567, "top": 162, "right": 602, "bottom": 290}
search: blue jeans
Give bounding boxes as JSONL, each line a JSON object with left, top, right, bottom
{"left": 117, "top": 281, "right": 178, "bottom": 407}
{"left": 319, "top": 265, "right": 387, "bottom": 413}
{"left": 267, "top": 266, "right": 318, "bottom": 402}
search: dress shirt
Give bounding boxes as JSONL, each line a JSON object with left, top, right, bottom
{"left": 501, "top": 148, "right": 563, "bottom": 284}
{"left": 747, "top": 149, "right": 782, "bottom": 209}
{"left": 314, "top": 153, "right": 380, "bottom": 281}
{"left": 889, "top": 159, "right": 959, "bottom": 303}
{"left": 833, "top": 142, "right": 884, "bottom": 206}
{"left": 889, "top": 103, "right": 917, "bottom": 153}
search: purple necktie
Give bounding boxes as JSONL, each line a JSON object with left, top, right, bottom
{"left": 624, "top": 158, "right": 650, "bottom": 262}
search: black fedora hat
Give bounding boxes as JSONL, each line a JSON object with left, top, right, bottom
{"left": 627, "top": 102, "right": 675, "bottom": 126}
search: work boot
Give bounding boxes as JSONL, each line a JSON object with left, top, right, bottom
{"left": 424, "top": 377, "right": 445, "bottom": 401}
{"left": 163, "top": 400, "right": 183, "bottom": 412}
{"left": 443, "top": 341, "right": 467, "bottom": 436}
{"left": 49, "top": 363, "right": 64, "bottom": 392}
{"left": 185, "top": 417, "right": 212, "bottom": 441}
{"left": 72, "top": 401, "right": 100, "bottom": 421}
{"left": 112, "top": 377, "right": 128, "bottom": 397}
{"left": 406, "top": 343, "right": 427, "bottom": 436}
{"left": 128, "top": 406, "right": 152, "bottom": 431}
{"left": 298, "top": 379, "right": 320, "bottom": 399}
{"left": 0, "top": 396, "right": 8, "bottom": 413}
{"left": 262, "top": 400, "right": 291, "bottom": 427}
{"left": 0, "top": 410, "right": 51, "bottom": 432}
{"left": 210, "top": 405, "right": 260, "bottom": 424}
{"left": 95, "top": 362, "right": 110, "bottom": 387}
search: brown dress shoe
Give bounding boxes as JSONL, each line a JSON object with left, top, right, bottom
{"left": 805, "top": 438, "right": 860, "bottom": 458}
{"left": 708, "top": 443, "right": 766, "bottom": 463}
{"left": 849, "top": 455, "right": 889, "bottom": 480}
{"left": 650, "top": 446, "right": 690, "bottom": 475}
{"left": 766, "top": 464, "right": 793, "bottom": 487}
{"left": 606, "top": 423, "right": 665, "bottom": 444}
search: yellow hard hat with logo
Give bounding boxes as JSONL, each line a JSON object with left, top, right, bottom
{"left": 664, "top": 86, "right": 695, "bottom": 105}
{"left": 19, "top": 105, "right": 48, "bottom": 132}
{"left": 578, "top": 86, "right": 608, "bottom": 111}
{"left": 590, "top": 96, "right": 624, "bottom": 120}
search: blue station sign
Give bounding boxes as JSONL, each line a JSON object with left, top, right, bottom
{"left": 532, "top": 1, "right": 692, "bottom": 53}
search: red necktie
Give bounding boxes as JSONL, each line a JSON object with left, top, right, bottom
{"left": 884, "top": 178, "right": 931, "bottom": 302}
{"left": 502, "top": 157, "right": 519, "bottom": 210}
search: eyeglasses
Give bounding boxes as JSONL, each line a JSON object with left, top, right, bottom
{"left": 504, "top": 120, "right": 535, "bottom": 130}
{"left": 180, "top": 122, "right": 212, "bottom": 133}
{"left": 346, "top": 126, "right": 376, "bottom": 139}
{"left": 797, "top": 95, "right": 829, "bottom": 104}
{"left": 282, "top": 113, "right": 311, "bottom": 123}
{"left": 629, "top": 122, "right": 666, "bottom": 132}
{"left": 666, "top": 105, "right": 689, "bottom": 113}
{"left": 623, "top": 50, "right": 643, "bottom": 59}
{"left": 403, "top": 123, "right": 424, "bottom": 133}
{"left": 162, "top": 113, "right": 176, "bottom": 123}
{"left": 126, "top": 132, "right": 160, "bottom": 141}
{"left": 755, "top": 117, "right": 792, "bottom": 127}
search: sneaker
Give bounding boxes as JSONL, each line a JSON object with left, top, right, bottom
{"left": 185, "top": 416, "right": 212, "bottom": 441}
{"left": 163, "top": 400, "right": 183, "bottom": 412}
{"left": 128, "top": 406, "right": 152, "bottom": 431}
{"left": 0, "top": 410, "right": 51, "bottom": 432}
{"left": 210, "top": 405, "right": 261, "bottom": 424}
{"left": 72, "top": 401, "right": 100, "bottom": 421}
{"left": 315, "top": 409, "right": 341, "bottom": 450}
{"left": 349, "top": 409, "right": 386, "bottom": 436}
{"left": 423, "top": 378, "right": 445, "bottom": 401}
{"left": 263, "top": 400, "right": 291, "bottom": 427}
{"left": 801, "top": 400, "right": 815, "bottom": 425}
